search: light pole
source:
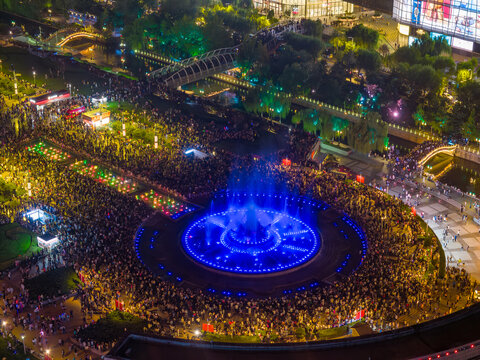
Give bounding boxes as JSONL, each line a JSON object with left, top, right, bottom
{"left": 0, "top": 59, "right": 2, "bottom": 73}
{"left": 21, "top": 334, "right": 25, "bottom": 354}
{"left": 2, "top": 320, "right": 6, "bottom": 337}
{"left": 11, "top": 65, "right": 18, "bottom": 96}
{"left": 33, "top": 70, "right": 36, "bottom": 86}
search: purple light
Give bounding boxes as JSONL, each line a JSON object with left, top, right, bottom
{"left": 392, "top": 111, "right": 399, "bottom": 117}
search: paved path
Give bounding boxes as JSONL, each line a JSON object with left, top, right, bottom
{"left": 1, "top": 263, "right": 103, "bottom": 360}
{"left": 321, "top": 146, "right": 480, "bottom": 282}
{"left": 389, "top": 178, "right": 480, "bottom": 282}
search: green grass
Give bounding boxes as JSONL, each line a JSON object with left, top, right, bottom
{"left": 314, "top": 325, "right": 348, "bottom": 340}
{"left": 0, "top": 223, "right": 40, "bottom": 269}
{"left": 202, "top": 325, "right": 349, "bottom": 343}
{"left": 202, "top": 333, "right": 261, "bottom": 343}
{"left": 0, "top": 335, "right": 39, "bottom": 360}
{"left": 106, "top": 101, "right": 136, "bottom": 113}
{"left": 77, "top": 311, "right": 148, "bottom": 343}
{"left": 25, "top": 266, "right": 80, "bottom": 298}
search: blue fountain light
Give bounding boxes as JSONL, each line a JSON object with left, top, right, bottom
{"left": 182, "top": 195, "right": 320, "bottom": 274}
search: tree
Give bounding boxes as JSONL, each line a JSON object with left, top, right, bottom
{"left": 346, "top": 24, "right": 379, "bottom": 50}
{"left": 433, "top": 56, "right": 455, "bottom": 74}
{"left": 356, "top": 49, "right": 381, "bottom": 76}
{"left": 412, "top": 33, "right": 451, "bottom": 57}
{"left": 302, "top": 19, "right": 322, "bottom": 38}
{"left": 413, "top": 104, "right": 426, "bottom": 127}
{"left": 284, "top": 32, "right": 324, "bottom": 58}
{"left": 462, "top": 109, "right": 480, "bottom": 142}
{"left": 346, "top": 113, "right": 387, "bottom": 153}
{"left": 403, "top": 64, "right": 441, "bottom": 98}
{"left": 392, "top": 46, "right": 421, "bottom": 66}
{"left": 203, "top": 14, "right": 233, "bottom": 50}
{"left": 277, "top": 63, "right": 308, "bottom": 95}
{"left": 378, "top": 43, "right": 389, "bottom": 58}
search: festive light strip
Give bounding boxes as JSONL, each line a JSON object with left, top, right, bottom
{"left": 136, "top": 189, "right": 196, "bottom": 219}
{"left": 69, "top": 160, "right": 139, "bottom": 194}
{"left": 26, "top": 142, "right": 71, "bottom": 162}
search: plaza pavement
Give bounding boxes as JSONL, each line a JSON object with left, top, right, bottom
{"left": 328, "top": 147, "right": 480, "bottom": 282}
{"left": 0, "top": 148, "right": 478, "bottom": 360}
{"left": 1, "top": 267, "right": 103, "bottom": 360}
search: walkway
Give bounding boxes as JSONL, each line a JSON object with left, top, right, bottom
{"left": 1, "top": 265, "right": 103, "bottom": 360}
{"left": 389, "top": 177, "right": 480, "bottom": 281}
{"left": 319, "top": 146, "right": 480, "bottom": 281}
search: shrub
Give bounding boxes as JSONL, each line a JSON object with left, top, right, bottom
{"left": 77, "top": 311, "right": 148, "bottom": 343}
{"left": 25, "top": 266, "right": 80, "bottom": 299}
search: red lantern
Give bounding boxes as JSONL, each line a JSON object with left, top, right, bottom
{"left": 356, "top": 175, "right": 364, "bottom": 184}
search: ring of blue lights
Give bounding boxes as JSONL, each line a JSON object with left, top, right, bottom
{"left": 182, "top": 207, "right": 320, "bottom": 274}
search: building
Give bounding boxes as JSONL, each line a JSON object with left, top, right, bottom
{"left": 393, "top": 0, "right": 480, "bottom": 53}
{"left": 28, "top": 89, "right": 70, "bottom": 109}
{"left": 347, "top": 0, "right": 394, "bottom": 14}
{"left": 82, "top": 108, "right": 111, "bottom": 128}
{"left": 253, "top": 0, "right": 354, "bottom": 19}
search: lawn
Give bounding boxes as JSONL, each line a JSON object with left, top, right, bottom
{"left": 202, "top": 333, "right": 261, "bottom": 343}
{"left": 0, "top": 335, "right": 39, "bottom": 360}
{"left": 25, "top": 266, "right": 80, "bottom": 299}
{"left": 77, "top": 311, "right": 148, "bottom": 343}
{"left": 0, "top": 223, "right": 40, "bottom": 269}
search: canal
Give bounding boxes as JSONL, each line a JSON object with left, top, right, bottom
{"left": 389, "top": 135, "right": 480, "bottom": 196}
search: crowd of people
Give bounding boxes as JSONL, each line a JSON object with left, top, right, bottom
{"left": 0, "top": 139, "right": 476, "bottom": 350}
{"left": 0, "top": 54, "right": 477, "bottom": 360}
{"left": 388, "top": 140, "right": 443, "bottom": 181}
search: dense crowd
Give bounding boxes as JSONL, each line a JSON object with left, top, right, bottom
{"left": 388, "top": 141, "right": 443, "bottom": 181}
{"left": 0, "top": 59, "right": 477, "bottom": 359}
{"left": 0, "top": 140, "right": 476, "bottom": 349}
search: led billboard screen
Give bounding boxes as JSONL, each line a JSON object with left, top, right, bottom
{"left": 394, "top": 0, "right": 480, "bottom": 43}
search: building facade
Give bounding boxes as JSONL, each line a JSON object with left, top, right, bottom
{"left": 393, "top": 0, "right": 480, "bottom": 52}
{"left": 253, "top": 0, "right": 354, "bottom": 18}
{"left": 347, "top": 0, "right": 394, "bottom": 13}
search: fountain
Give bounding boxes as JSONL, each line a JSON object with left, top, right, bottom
{"left": 182, "top": 192, "right": 322, "bottom": 274}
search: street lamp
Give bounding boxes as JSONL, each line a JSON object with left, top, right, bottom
{"left": 0, "top": 59, "right": 2, "bottom": 73}
{"left": 2, "top": 321, "right": 6, "bottom": 337}
{"left": 33, "top": 70, "right": 36, "bottom": 86}
{"left": 21, "top": 334, "right": 25, "bottom": 354}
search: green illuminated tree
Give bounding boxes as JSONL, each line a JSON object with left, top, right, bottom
{"left": 346, "top": 24, "right": 379, "bottom": 50}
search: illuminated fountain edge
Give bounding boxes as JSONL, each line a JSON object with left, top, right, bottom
{"left": 181, "top": 192, "right": 326, "bottom": 276}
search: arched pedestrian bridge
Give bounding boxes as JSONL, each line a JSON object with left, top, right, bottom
{"left": 44, "top": 28, "right": 104, "bottom": 48}
{"left": 418, "top": 145, "right": 457, "bottom": 167}
{"left": 147, "top": 20, "right": 306, "bottom": 88}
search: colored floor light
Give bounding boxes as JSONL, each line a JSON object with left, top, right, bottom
{"left": 136, "top": 189, "right": 195, "bottom": 219}
{"left": 69, "top": 160, "right": 139, "bottom": 194}
{"left": 27, "top": 142, "right": 71, "bottom": 162}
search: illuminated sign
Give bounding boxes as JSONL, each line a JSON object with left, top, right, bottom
{"left": 430, "top": 31, "right": 452, "bottom": 44}
{"left": 398, "top": 23, "right": 411, "bottom": 35}
{"left": 452, "top": 36, "right": 474, "bottom": 49}
{"left": 37, "top": 234, "right": 60, "bottom": 249}
{"left": 409, "top": 35, "right": 419, "bottom": 45}
{"left": 394, "top": 0, "right": 480, "bottom": 46}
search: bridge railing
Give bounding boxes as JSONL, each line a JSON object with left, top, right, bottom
{"left": 56, "top": 31, "right": 103, "bottom": 47}
{"left": 418, "top": 145, "right": 457, "bottom": 166}
{"left": 148, "top": 47, "right": 238, "bottom": 79}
